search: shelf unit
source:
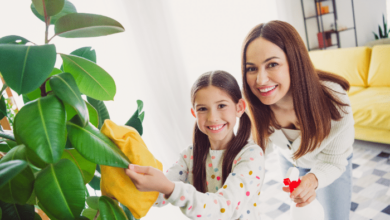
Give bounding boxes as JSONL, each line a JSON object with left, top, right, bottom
{"left": 301, "top": 0, "right": 358, "bottom": 51}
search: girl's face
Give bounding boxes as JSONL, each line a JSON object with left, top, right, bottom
{"left": 245, "top": 37, "right": 291, "bottom": 106}
{"left": 192, "top": 86, "right": 245, "bottom": 148}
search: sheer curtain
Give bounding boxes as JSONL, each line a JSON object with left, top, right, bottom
{"left": 1, "top": 0, "right": 278, "bottom": 219}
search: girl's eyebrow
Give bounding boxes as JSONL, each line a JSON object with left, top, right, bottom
{"left": 195, "top": 100, "right": 229, "bottom": 108}
{"left": 246, "top": 56, "right": 280, "bottom": 65}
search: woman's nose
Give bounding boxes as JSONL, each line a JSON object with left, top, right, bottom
{"left": 256, "top": 70, "right": 269, "bottom": 85}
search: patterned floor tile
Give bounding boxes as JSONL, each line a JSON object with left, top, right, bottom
{"left": 373, "top": 212, "right": 390, "bottom": 220}
{"left": 356, "top": 207, "right": 381, "bottom": 218}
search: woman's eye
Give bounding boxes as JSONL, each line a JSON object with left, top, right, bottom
{"left": 218, "top": 104, "right": 226, "bottom": 109}
{"left": 246, "top": 67, "right": 256, "bottom": 72}
{"left": 268, "top": 62, "right": 278, "bottom": 68}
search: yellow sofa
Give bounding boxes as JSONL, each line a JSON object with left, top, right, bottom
{"left": 309, "top": 45, "right": 390, "bottom": 144}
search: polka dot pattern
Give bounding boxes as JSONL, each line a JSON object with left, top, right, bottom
{"left": 220, "top": 208, "right": 225, "bottom": 213}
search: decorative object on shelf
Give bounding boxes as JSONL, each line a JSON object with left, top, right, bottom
{"left": 373, "top": 14, "right": 389, "bottom": 40}
{"left": 301, "top": 0, "right": 358, "bottom": 51}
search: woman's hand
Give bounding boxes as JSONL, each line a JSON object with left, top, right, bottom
{"left": 125, "top": 164, "right": 175, "bottom": 198}
{"left": 282, "top": 173, "right": 318, "bottom": 207}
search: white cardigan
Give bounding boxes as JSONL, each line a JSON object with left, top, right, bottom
{"left": 266, "top": 81, "right": 355, "bottom": 189}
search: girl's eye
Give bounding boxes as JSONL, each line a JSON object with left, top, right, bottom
{"left": 267, "top": 62, "right": 278, "bottom": 68}
{"left": 246, "top": 67, "right": 256, "bottom": 72}
{"left": 197, "top": 107, "right": 206, "bottom": 111}
{"left": 218, "top": 104, "right": 226, "bottom": 109}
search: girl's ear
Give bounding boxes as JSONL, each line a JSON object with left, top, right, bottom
{"left": 191, "top": 108, "right": 196, "bottom": 118}
{"left": 236, "top": 99, "right": 246, "bottom": 117}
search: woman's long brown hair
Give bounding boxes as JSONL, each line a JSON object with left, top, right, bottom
{"left": 241, "top": 21, "right": 350, "bottom": 160}
{"left": 191, "top": 70, "right": 252, "bottom": 193}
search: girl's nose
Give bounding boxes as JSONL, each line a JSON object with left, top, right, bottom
{"left": 256, "top": 70, "right": 269, "bottom": 86}
{"left": 207, "top": 110, "right": 218, "bottom": 122}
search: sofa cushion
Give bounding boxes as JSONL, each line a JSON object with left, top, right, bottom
{"left": 309, "top": 47, "right": 371, "bottom": 86}
{"left": 349, "top": 87, "right": 390, "bottom": 130}
{"left": 348, "top": 86, "right": 365, "bottom": 96}
{"left": 368, "top": 45, "right": 390, "bottom": 86}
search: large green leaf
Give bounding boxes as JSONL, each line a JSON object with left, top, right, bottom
{"left": 35, "top": 159, "right": 85, "bottom": 220}
{"left": 82, "top": 208, "right": 101, "bottom": 220}
{"left": 0, "top": 132, "right": 15, "bottom": 141}
{"left": 31, "top": 0, "right": 77, "bottom": 25}
{"left": 61, "top": 54, "right": 116, "bottom": 101}
{"left": 66, "top": 120, "right": 129, "bottom": 168}
{"left": 0, "top": 200, "right": 35, "bottom": 220}
{"left": 0, "top": 146, "right": 35, "bottom": 205}
{"left": 0, "top": 160, "right": 28, "bottom": 188}
{"left": 99, "top": 196, "right": 128, "bottom": 220}
{"left": 55, "top": 13, "right": 125, "bottom": 38}
{"left": 38, "top": 202, "right": 59, "bottom": 220}
{"left": 87, "top": 97, "right": 109, "bottom": 129}
{"left": 0, "top": 94, "right": 8, "bottom": 120}
{"left": 86, "top": 196, "right": 99, "bottom": 210}
{"left": 50, "top": 72, "right": 89, "bottom": 126}
{"left": 14, "top": 95, "right": 66, "bottom": 163}
{"left": 26, "top": 68, "right": 63, "bottom": 102}
{"left": 120, "top": 204, "right": 138, "bottom": 220}
{"left": 86, "top": 102, "right": 99, "bottom": 128}
{"left": 125, "top": 100, "right": 144, "bottom": 136}
{"left": 0, "top": 35, "right": 30, "bottom": 45}
{"left": 61, "top": 149, "right": 96, "bottom": 184}
{"left": 32, "top": 0, "right": 65, "bottom": 17}
{"left": 60, "top": 46, "right": 96, "bottom": 71}
{"left": 0, "top": 44, "right": 56, "bottom": 94}
{"left": 34, "top": 213, "right": 42, "bottom": 220}
{"left": 88, "top": 175, "right": 100, "bottom": 191}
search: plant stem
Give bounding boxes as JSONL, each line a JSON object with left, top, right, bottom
{"left": 93, "top": 210, "right": 100, "bottom": 220}
{"left": 45, "top": 17, "right": 51, "bottom": 44}
{"left": 40, "top": 78, "right": 50, "bottom": 97}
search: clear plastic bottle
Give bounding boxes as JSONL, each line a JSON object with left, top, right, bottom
{"left": 284, "top": 167, "right": 324, "bottom": 220}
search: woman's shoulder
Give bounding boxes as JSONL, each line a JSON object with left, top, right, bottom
{"left": 321, "top": 80, "right": 346, "bottom": 94}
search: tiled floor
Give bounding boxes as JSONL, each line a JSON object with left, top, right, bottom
{"left": 258, "top": 140, "right": 390, "bottom": 220}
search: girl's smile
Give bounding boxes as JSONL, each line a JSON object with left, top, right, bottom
{"left": 207, "top": 123, "right": 227, "bottom": 133}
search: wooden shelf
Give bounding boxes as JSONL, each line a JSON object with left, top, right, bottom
{"left": 305, "top": 12, "right": 334, "bottom": 19}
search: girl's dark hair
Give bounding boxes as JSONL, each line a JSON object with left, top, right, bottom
{"left": 241, "top": 20, "right": 350, "bottom": 160}
{"left": 190, "top": 70, "right": 252, "bottom": 193}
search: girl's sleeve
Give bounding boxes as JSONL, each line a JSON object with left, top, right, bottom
{"left": 165, "top": 144, "right": 265, "bottom": 219}
{"left": 309, "top": 82, "right": 355, "bottom": 189}
{"left": 153, "top": 146, "right": 192, "bottom": 207}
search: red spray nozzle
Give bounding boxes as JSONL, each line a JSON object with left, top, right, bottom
{"left": 283, "top": 178, "right": 301, "bottom": 193}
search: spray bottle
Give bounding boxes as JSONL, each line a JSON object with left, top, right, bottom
{"left": 284, "top": 167, "right": 324, "bottom": 220}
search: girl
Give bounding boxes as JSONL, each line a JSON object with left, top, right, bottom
{"left": 126, "top": 70, "right": 265, "bottom": 219}
{"left": 241, "top": 21, "right": 354, "bottom": 220}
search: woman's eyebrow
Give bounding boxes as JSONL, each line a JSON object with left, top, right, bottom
{"left": 246, "top": 56, "right": 280, "bottom": 65}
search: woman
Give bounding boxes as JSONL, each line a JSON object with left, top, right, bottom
{"left": 241, "top": 20, "right": 354, "bottom": 220}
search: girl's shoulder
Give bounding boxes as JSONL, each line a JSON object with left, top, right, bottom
{"left": 234, "top": 141, "right": 264, "bottom": 161}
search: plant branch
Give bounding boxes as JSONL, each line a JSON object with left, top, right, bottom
{"left": 47, "top": 34, "right": 56, "bottom": 44}
{"left": 93, "top": 210, "right": 100, "bottom": 220}
{"left": 45, "top": 17, "right": 51, "bottom": 44}
{"left": 40, "top": 78, "right": 50, "bottom": 97}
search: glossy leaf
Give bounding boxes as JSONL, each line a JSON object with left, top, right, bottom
{"left": 61, "top": 149, "right": 96, "bottom": 184}
{"left": 14, "top": 95, "right": 66, "bottom": 163}
{"left": 35, "top": 159, "right": 85, "bottom": 220}
{"left": 34, "top": 213, "right": 42, "bottom": 220}
{"left": 0, "top": 140, "right": 17, "bottom": 153}
{"left": 99, "top": 196, "right": 128, "bottom": 220}
{"left": 88, "top": 175, "right": 100, "bottom": 191}
{"left": 32, "top": 0, "right": 65, "bottom": 16}
{"left": 61, "top": 54, "right": 116, "bottom": 100}
{"left": 26, "top": 68, "right": 62, "bottom": 102}
{"left": 60, "top": 46, "right": 96, "bottom": 71}
{"left": 38, "top": 202, "right": 59, "bottom": 220}
{"left": 50, "top": 72, "right": 89, "bottom": 126}
{"left": 66, "top": 120, "right": 129, "bottom": 168}
{"left": 0, "top": 146, "right": 35, "bottom": 204}
{"left": 0, "top": 200, "right": 35, "bottom": 220}
{"left": 31, "top": 0, "right": 77, "bottom": 25}
{"left": 0, "top": 132, "right": 15, "bottom": 141}
{"left": 86, "top": 196, "right": 99, "bottom": 210}
{"left": 0, "top": 96, "right": 6, "bottom": 120}
{"left": 0, "top": 160, "right": 28, "bottom": 188}
{"left": 22, "top": 95, "right": 31, "bottom": 104}
{"left": 120, "top": 204, "right": 138, "bottom": 220}
{"left": 125, "top": 100, "right": 144, "bottom": 136}
{"left": 0, "top": 35, "right": 30, "bottom": 45}
{"left": 0, "top": 44, "right": 56, "bottom": 94}
{"left": 86, "top": 102, "right": 99, "bottom": 128}
{"left": 87, "top": 97, "right": 109, "bottom": 129}
{"left": 55, "top": 13, "right": 125, "bottom": 38}
{"left": 82, "top": 208, "right": 101, "bottom": 220}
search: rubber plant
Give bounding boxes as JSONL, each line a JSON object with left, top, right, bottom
{"left": 0, "top": 1, "right": 144, "bottom": 219}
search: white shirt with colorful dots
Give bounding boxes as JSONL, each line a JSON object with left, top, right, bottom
{"left": 154, "top": 141, "right": 265, "bottom": 220}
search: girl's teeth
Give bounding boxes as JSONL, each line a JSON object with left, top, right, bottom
{"left": 210, "top": 125, "right": 223, "bottom": 130}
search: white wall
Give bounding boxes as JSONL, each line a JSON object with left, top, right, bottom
{"left": 276, "top": 0, "right": 388, "bottom": 50}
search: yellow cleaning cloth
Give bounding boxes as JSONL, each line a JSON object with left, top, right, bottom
{"left": 100, "top": 119, "right": 163, "bottom": 219}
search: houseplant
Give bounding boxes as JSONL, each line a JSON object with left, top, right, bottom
{"left": 0, "top": 0, "right": 144, "bottom": 219}
{"left": 373, "top": 14, "right": 390, "bottom": 40}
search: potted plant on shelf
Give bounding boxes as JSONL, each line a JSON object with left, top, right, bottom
{"left": 366, "top": 14, "right": 390, "bottom": 47}
{"left": 0, "top": 1, "right": 144, "bottom": 219}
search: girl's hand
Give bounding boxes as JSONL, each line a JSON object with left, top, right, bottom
{"left": 125, "top": 164, "right": 175, "bottom": 197}
{"left": 282, "top": 173, "right": 318, "bottom": 207}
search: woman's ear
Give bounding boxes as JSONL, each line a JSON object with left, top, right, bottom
{"left": 236, "top": 99, "right": 246, "bottom": 117}
{"left": 191, "top": 108, "right": 196, "bottom": 118}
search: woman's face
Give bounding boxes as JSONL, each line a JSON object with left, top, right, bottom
{"left": 245, "top": 37, "right": 291, "bottom": 106}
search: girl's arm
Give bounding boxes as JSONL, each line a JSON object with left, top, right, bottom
{"left": 126, "top": 144, "right": 265, "bottom": 219}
